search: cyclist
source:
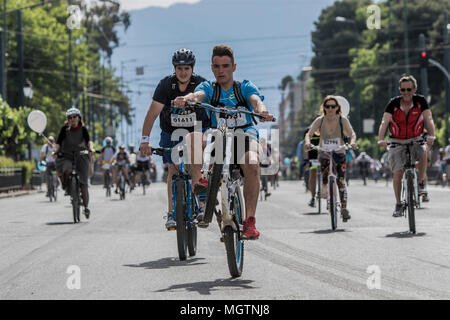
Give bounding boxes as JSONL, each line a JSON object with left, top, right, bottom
{"left": 112, "top": 145, "right": 130, "bottom": 194}
{"left": 377, "top": 75, "right": 436, "bottom": 217}
{"left": 128, "top": 144, "right": 137, "bottom": 190}
{"left": 174, "top": 44, "right": 275, "bottom": 240}
{"left": 40, "top": 136, "right": 57, "bottom": 197}
{"left": 136, "top": 148, "right": 151, "bottom": 186}
{"left": 355, "top": 151, "right": 372, "bottom": 185}
{"left": 54, "top": 107, "right": 94, "bottom": 218}
{"left": 99, "top": 137, "right": 116, "bottom": 189}
{"left": 139, "top": 48, "right": 209, "bottom": 230}
{"left": 304, "top": 95, "right": 357, "bottom": 222}
{"left": 302, "top": 128, "right": 321, "bottom": 207}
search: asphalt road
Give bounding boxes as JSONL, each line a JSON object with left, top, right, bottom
{"left": 1, "top": 179, "right": 449, "bottom": 300}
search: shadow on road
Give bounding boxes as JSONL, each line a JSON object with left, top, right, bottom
{"left": 46, "top": 222, "right": 76, "bottom": 226}
{"left": 300, "top": 229, "right": 348, "bottom": 234}
{"left": 385, "top": 231, "right": 427, "bottom": 238}
{"left": 155, "top": 278, "right": 257, "bottom": 295}
{"left": 124, "top": 257, "right": 207, "bottom": 270}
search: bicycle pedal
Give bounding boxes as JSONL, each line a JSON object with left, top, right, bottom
{"left": 167, "top": 226, "right": 176, "bottom": 231}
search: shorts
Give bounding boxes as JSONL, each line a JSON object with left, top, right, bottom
{"left": 388, "top": 138, "right": 425, "bottom": 172}
{"left": 159, "top": 131, "right": 184, "bottom": 164}
{"left": 56, "top": 154, "right": 90, "bottom": 185}
{"left": 115, "top": 163, "right": 128, "bottom": 173}
{"left": 137, "top": 160, "right": 149, "bottom": 171}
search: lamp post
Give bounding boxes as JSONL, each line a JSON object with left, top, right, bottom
{"left": 336, "top": 16, "right": 361, "bottom": 137}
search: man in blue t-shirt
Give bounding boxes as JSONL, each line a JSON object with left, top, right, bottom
{"left": 173, "top": 44, "right": 274, "bottom": 240}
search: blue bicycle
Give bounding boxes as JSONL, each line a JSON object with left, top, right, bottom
{"left": 152, "top": 145, "right": 198, "bottom": 261}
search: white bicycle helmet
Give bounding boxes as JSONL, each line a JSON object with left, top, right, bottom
{"left": 66, "top": 107, "right": 81, "bottom": 118}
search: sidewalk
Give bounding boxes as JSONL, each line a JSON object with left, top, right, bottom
{"left": 0, "top": 187, "right": 44, "bottom": 199}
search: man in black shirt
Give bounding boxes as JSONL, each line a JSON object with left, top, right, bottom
{"left": 139, "top": 48, "right": 210, "bottom": 229}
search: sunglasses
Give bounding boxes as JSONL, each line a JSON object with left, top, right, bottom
{"left": 67, "top": 115, "right": 78, "bottom": 120}
{"left": 400, "top": 88, "right": 413, "bottom": 92}
{"left": 324, "top": 104, "right": 338, "bottom": 109}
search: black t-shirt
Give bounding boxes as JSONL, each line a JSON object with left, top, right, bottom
{"left": 153, "top": 74, "right": 210, "bottom": 133}
{"left": 384, "top": 94, "right": 429, "bottom": 114}
{"left": 56, "top": 125, "right": 90, "bottom": 146}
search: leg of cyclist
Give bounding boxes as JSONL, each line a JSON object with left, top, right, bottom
{"left": 122, "top": 166, "right": 130, "bottom": 186}
{"left": 240, "top": 137, "right": 261, "bottom": 240}
{"left": 165, "top": 163, "right": 178, "bottom": 229}
{"left": 308, "top": 165, "right": 317, "bottom": 207}
{"left": 335, "top": 154, "right": 350, "bottom": 221}
{"left": 417, "top": 151, "right": 428, "bottom": 196}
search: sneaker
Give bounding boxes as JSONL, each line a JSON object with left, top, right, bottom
{"left": 308, "top": 198, "right": 315, "bottom": 208}
{"left": 264, "top": 192, "right": 271, "bottom": 199}
{"left": 422, "top": 194, "right": 430, "bottom": 202}
{"left": 84, "top": 208, "right": 90, "bottom": 219}
{"left": 242, "top": 217, "right": 260, "bottom": 240}
{"left": 342, "top": 208, "right": 351, "bottom": 222}
{"left": 165, "top": 212, "right": 176, "bottom": 230}
{"left": 418, "top": 183, "right": 427, "bottom": 195}
{"left": 393, "top": 204, "right": 404, "bottom": 217}
{"left": 196, "top": 208, "right": 209, "bottom": 228}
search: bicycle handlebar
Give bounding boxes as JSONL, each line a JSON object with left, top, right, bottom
{"left": 184, "top": 101, "right": 276, "bottom": 122}
{"left": 310, "top": 144, "right": 350, "bottom": 153}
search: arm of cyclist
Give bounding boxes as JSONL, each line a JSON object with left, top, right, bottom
{"left": 173, "top": 91, "right": 206, "bottom": 107}
{"left": 423, "top": 109, "right": 436, "bottom": 147}
{"left": 304, "top": 118, "right": 321, "bottom": 151}
{"left": 140, "top": 100, "right": 165, "bottom": 156}
{"left": 377, "top": 112, "right": 392, "bottom": 149}
{"left": 342, "top": 117, "right": 358, "bottom": 150}
{"left": 248, "top": 94, "right": 274, "bottom": 122}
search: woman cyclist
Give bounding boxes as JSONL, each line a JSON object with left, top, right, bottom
{"left": 304, "top": 96, "right": 357, "bottom": 222}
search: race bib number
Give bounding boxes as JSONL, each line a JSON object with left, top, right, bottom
{"left": 322, "top": 138, "right": 340, "bottom": 152}
{"left": 171, "top": 112, "right": 197, "bottom": 127}
{"left": 225, "top": 108, "right": 248, "bottom": 128}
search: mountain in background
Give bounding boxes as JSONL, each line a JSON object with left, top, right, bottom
{"left": 111, "top": 0, "right": 335, "bottom": 146}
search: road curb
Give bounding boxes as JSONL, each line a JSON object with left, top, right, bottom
{"left": 0, "top": 189, "right": 43, "bottom": 199}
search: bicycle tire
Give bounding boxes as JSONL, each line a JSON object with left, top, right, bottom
{"left": 407, "top": 173, "right": 416, "bottom": 234}
{"left": 329, "top": 179, "right": 337, "bottom": 230}
{"left": 223, "top": 188, "right": 244, "bottom": 278}
{"left": 175, "top": 179, "right": 188, "bottom": 261}
{"left": 71, "top": 177, "right": 80, "bottom": 223}
{"left": 187, "top": 194, "right": 197, "bottom": 257}
{"left": 105, "top": 171, "right": 111, "bottom": 197}
{"left": 317, "top": 170, "right": 322, "bottom": 214}
{"left": 142, "top": 170, "right": 146, "bottom": 195}
{"left": 120, "top": 174, "right": 125, "bottom": 200}
{"left": 204, "top": 163, "right": 223, "bottom": 223}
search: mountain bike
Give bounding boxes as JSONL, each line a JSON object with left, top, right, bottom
{"left": 311, "top": 144, "right": 349, "bottom": 231}
{"left": 186, "top": 101, "right": 275, "bottom": 278}
{"left": 388, "top": 139, "right": 425, "bottom": 234}
{"left": 152, "top": 146, "right": 198, "bottom": 261}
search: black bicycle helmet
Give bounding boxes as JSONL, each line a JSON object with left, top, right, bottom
{"left": 172, "top": 48, "right": 195, "bottom": 66}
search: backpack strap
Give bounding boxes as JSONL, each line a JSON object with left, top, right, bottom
{"left": 233, "top": 81, "right": 258, "bottom": 125}
{"left": 211, "top": 81, "right": 221, "bottom": 106}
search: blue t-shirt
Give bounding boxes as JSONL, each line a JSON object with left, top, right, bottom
{"left": 195, "top": 80, "right": 263, "bottom": 140}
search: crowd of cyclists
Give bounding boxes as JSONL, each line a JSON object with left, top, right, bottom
{"left": 37, "top": 44, "right": 449, "bottom": 241}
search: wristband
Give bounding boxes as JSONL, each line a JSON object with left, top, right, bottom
{"left": 377, "top": 140, "right": 385, "bottom": 144}
{"left": 140, "top": 136, "right": 150, "bottom": 144}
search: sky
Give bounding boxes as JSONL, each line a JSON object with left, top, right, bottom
{"left": 87, "top": 0, "right": 201, "bottom": 11}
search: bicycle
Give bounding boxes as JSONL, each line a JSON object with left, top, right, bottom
{"left": 40, "top": 161, "right": 58, "bottom": 202}
{"left": 311, "top": 144, "right": 349, "bottom": 231}
{"left": 186, "top": 101, "right": 275, "bottom": 278}
{"left": 139, "top": 163, "right": 150, "bottom": 195}
{"left": 117, "top": 165, "right": 127, "bottom": 200}
{"left": 101, "top": 160, "right": 113, "bottom": 197}
{"left": 66, "top": 150, "right": 89, "bottom": 224}
{"left": 309, "top": 159, "right": 322, "bottom": 214}
{"left": 387, "top": 139, "right": 425, "bottom": 234}
{"left": 152, "top": 146, "right": 198, "bottom": 261}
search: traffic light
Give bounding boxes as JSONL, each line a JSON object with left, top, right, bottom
{"left": 419, "top": 51, "right": 428, "bottom": 68}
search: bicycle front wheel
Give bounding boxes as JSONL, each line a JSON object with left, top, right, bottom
{"left": 71, "top": 177, "right": 80, "bottom": 223}
{"left": 329, "top": 179, "right": 337, "bottom": 230}
{"left": 175, "top": 179, "right": 188, "bottom": 261}
{"left": 204, "top": 163, "right": 223, "bottom": 223}
{"left": 223, "top": 187, "right": 245, "bottom": 278}
{"left": 407, "top": 173, "right": 416, "bottom": 234}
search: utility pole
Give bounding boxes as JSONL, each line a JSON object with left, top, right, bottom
{"left": 17, "top": 10, "right": 24, "bottom": 107}
{"left": 68, "top": 28, "right": 72, "bottom": 107}
{"left": 403, "top": 0, "right": 410, "bottom": 73}
{"left": 1, "top": 0, "right": 7, "bottom": 101}
{"left": 388, "top": 0, "right": 393, "bottom": 98}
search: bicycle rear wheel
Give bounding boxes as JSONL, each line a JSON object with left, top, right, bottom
{"left": 223, "top": 187, "right": 245, "bottom": 278}
{"left": 329, "top": 179, "right": 337, "bottom": 230}
{"left": 407, "top": 173, "right": 416, "bottom": 234}
{"left": 204, "top": 163, "right": 223, "bottom": 223}
{"left": 175, "top": 179, "right": 188, "bottom": 261}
